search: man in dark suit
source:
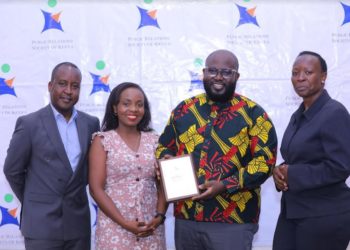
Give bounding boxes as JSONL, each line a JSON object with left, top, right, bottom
{"left": 3, "top": 62, "right": 100, "bottom": 250}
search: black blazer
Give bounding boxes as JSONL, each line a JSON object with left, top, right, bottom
{"left": 280, "top": 90, "right": 350, "bottom": 219}
{"left": 3, "top": 105, "right": 100, "bottom": 240}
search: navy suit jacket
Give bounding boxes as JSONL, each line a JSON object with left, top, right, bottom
{"left": 3, "top": 105, "right": 100, "bottom": 240}
{"left": 280, "top": 90, "right": 350, "bottom": 219}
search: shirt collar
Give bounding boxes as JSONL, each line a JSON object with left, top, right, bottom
{"left": 295, "top": 89, "right": 330, "bottom": 121}
{"left": 50, "top": 104, "right": 78, "bottom": 122}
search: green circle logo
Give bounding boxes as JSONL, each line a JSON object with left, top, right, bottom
{"left": 144, "top": 0, "right": 153, "bottom": 3}
{"left": 96, "top": 60, "right": 106, "bottom": 71}
{"left": 48, "top": 0, "right": 57, "bottom": 8}
{"left": 1, "top": 63, "right": 10, "bottom": 73}
{"left": 194, "top": 58, "right": 203, "bottom": 67}
{"left": 243, "top": 0, "right": 251, "bottom": 2}
{"left": 4, "top": 194, "right": 14, "bottom": 203}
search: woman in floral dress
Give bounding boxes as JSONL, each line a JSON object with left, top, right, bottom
{"left": 89, "top": 82, "right": 166, "bottom": 250}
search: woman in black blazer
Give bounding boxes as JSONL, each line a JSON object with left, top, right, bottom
{"left": 272, "top": 51, "right": 350, "bottom": 250}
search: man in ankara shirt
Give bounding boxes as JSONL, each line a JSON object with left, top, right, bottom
{"left": 156, "top": 49, "right": 278, "bottom": 250}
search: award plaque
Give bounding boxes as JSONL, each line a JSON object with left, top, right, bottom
{"left": 158, "top": 154, "right": 199, "bottom": 202}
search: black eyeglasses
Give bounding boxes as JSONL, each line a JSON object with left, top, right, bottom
{"left": 205, "top": 67, "right": 237, "bottom": 79}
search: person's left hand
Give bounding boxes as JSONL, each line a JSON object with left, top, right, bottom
{"left": 272, "top": 164, "right": 289, "bottom": 191}
{"left": 192, "top": 180, "right": 225, "bottom": 201}
{"left": 279, "top": 164, "right": 288, "bottom": 184}
{"left": 146, "top": 216, "right": 163, "bottom": 231}
{"left": 137, "top": 216, "right": 163, "bottom": 237}
{"left": 154, "top": 161, "right": 161, "bottom": 181}
{"left": 123, "top": 220, "right": 153, "bottom": 238}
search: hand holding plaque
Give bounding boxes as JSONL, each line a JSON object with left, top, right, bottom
{"left": 158, "top": 154, "right": 199, "bottom": 202}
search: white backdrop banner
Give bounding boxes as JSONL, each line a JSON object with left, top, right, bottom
{"left": 1, "top": 0, "right": 350, "bottom": 249}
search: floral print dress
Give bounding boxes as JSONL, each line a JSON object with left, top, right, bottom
{"left": 94, "top": 130, "right": 165, "bottom": 250}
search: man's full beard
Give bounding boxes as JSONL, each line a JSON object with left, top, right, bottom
{"left": 203, "top": 80, "right": 236, "bottom": 103}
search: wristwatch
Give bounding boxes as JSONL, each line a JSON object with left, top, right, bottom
{"left": 154, "top": 212, "right": 166, "bottom": 224}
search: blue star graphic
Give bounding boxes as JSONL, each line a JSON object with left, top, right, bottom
{"left": 0, "top": 206, "right": 19, "bottom": 227}
{"left": 341, "top": 2, "right": 350, "bottom": 26}
{"left": 0, "top": 77, "right": 16, "bottom": 97}
{"left": 89, "top": 72, "right": 110, "bottom": 95}
{"left": 235, "top": 4, "right": 259, "bottom": 28}
{"left": 137, "top": 6, "right": 160, "bottom": 30}
{"left": 41, "top": 10, "right": 63, "bottom": 33}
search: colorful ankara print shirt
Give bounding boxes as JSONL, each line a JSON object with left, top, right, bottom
{"left": 156, "top": 93, "right": 278, "bottom": 224}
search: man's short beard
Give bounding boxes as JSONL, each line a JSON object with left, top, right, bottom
{"left": 204, "top": 81, "right": 236, "bottom": 103}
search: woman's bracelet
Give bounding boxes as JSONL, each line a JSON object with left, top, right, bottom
{"left": 154, "top": 212, "right": 166, "bottom": 224}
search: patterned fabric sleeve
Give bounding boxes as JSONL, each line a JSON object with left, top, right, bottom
{"left": 222, "top": 105, "right": 278, "bottom": 193}
{"left": 156, "top": 111, "right": 178, "bottom": 159}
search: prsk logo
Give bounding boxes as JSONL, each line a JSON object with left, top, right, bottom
{"left": 341, "top": 2, "right": 350, "bottom": 26}
{"left": 188, "top": 58, "right": 204, "bottom": 92}
{"left": 41, "top": 0, "right": 63, "bottom": 33}
{"left": 0, "top": 193, "right": 19, "bottom": 227}
{"left": 89, "top": 60, "right": 111, "bottom": 95}
{"left": 137, "top": 0, "right": 160, "bottom": 30}
{"left": 235, "top": 2, "right": 260, "bottom": 28}
{"left": 0, "top": 63, "right": 16, "bottom": 97}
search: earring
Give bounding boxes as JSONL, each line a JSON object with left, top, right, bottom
{"left": 114, "top": 112, "right": 118, "bottom": 117}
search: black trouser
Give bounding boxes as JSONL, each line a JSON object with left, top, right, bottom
{"left": 273, "top": 210, "right": 350, "bottom": 250}
{"left": 175, "top": 218, "right": 258, "bottom": 250}
{"left": 24, "top": 236, "right": 90, "bottom": 250}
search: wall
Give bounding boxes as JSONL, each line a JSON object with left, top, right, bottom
{"left": 1, "top": 0, "right": 350, "bottom": 249}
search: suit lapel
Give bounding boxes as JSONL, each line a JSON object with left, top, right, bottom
{"left": 42, "top": 105, "right": 73, "bottom": 174}
{"left": 281, "top": 111, "right": 302, "bottom": 163}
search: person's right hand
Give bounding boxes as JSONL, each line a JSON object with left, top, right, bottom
{"left": 273, "top": 165, "right": 288, "bottom": 191}
{"left": 123, "top": 220, "right": 153, "bottom": 237}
